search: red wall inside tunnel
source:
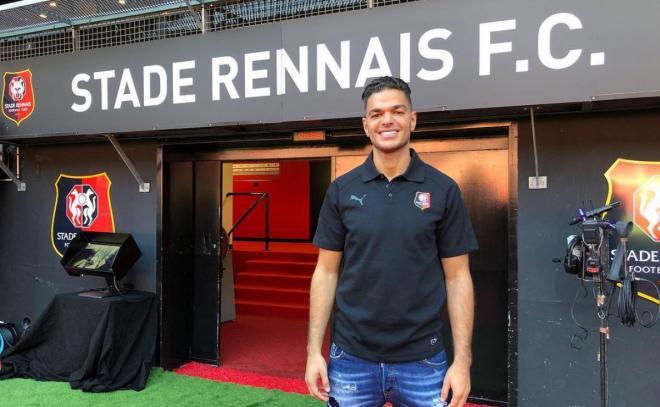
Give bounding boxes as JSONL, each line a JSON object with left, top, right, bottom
{"left": 232, "top": 160, "right": 310, "bottom": 240}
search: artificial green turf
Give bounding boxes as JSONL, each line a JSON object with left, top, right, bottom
{"left": 0, "top": 368, "right": 324, "bottom": 406}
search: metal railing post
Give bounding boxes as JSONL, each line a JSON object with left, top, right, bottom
{"left": 264, "top": 194, "right": 270, "bottom": 251}
{"left": 225, "top": 192, "right": 270, "bottom": 251}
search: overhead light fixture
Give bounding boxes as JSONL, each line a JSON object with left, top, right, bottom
{"left": 118, "top": 0, "right": 126, "bottom": 5}
{"left": 39, "top": 13, "right": 48, "bottom": 19}
{"left": 49, "top": 1, "right": 57, "bottom": 7}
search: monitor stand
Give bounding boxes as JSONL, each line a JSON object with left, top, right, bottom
{"left": 77, "top": 276, "right": 127, "bottom": 298}
{"left": 77, "top": 288, "right": 121, "bottom": 298}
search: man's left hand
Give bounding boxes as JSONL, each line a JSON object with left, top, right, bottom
{"left": 440, "top": 361, "right": 471, "bottom": 407}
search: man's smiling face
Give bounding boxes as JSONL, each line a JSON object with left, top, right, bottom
{"left": 362, "top": 88, "right": 417, "bottom": 154}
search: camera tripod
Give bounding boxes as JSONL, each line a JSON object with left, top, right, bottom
{"left": 568, "top": 201, "right": 620, "bottom": 407}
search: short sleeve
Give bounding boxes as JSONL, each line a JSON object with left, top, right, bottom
{"left": 313, "top": 182, "right": 346, "bottom": 251}
{"left": 436, "top": 182, "right": 479, "bottom": 257}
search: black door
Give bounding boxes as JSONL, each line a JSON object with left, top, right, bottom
{"left": 161, "top": 161, "right": 194, "bottom": 370}
{"left": 161, "top": 160, "right": 222, "bottom": 368}
{"left": 192, "top": 161, "right": 222, "bottom": 364}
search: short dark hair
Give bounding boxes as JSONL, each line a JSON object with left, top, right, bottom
{"left": 361, "top": 76, "right": 412, "bottom": 108}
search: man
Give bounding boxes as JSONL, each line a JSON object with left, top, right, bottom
{"left": 305, "top": 76, "right": 478, "bottom": 407}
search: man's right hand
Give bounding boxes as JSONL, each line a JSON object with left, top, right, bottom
{"left": 305, "top": 352, "right": 330, "bottom": 401}
{"left": 306, "top": 248, "right": 341, "bottom": 402}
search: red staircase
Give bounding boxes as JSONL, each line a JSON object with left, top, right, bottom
{"left": 232, "top": 242, "right": 318, "bottom": 319}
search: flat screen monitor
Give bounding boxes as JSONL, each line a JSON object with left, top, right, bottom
{"left": 61, "top": 231, "right": 141, "bottom": 281}
{"left": 61, "top": 232, "right": 141, "bottom": 297}
{"left": 66, "top": 243, "right": 121, "bottom": 273}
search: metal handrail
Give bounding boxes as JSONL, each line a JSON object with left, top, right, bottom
{"left": 224, "top": 192, "right": 270, "bottom": 251}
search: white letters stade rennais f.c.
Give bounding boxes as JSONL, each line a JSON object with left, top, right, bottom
{"left": 70, "top": 12, "right": 603, "bottom": 112}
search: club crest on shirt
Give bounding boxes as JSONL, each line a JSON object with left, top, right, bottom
{"left": 414, "top": 192, "right": 431, "bottom": 210}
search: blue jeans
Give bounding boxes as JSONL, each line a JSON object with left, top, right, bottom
{"left": 328, "top": 342, "right": 449, "bottom": 407}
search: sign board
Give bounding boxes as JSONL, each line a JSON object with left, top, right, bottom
{"left": 2, "top": 0, "right": 660, "bottom": 138}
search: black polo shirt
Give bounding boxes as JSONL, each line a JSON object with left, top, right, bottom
{"left": 313, "top": 149, "right": 478, "bottom": 363}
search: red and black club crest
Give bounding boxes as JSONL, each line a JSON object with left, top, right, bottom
{"left": 414, "top": 191, "right": 431, "bottom": 210}
{"left": 2, "top": 69, "right": 35, "bottom": 126}
{"left": 605, "top": 159, "right": 660, "bottom": 243}
{"left": 51, "top": 173, "right": 115, "bottom": 257}
{"left": 604, "top": 159, "right": 660, "bottom": 300}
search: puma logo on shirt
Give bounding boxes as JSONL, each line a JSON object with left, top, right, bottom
{"left": 350, "top": 194, "right": 367, "bottom": 206}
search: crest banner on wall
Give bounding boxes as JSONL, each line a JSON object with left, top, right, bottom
{"left": 2, "top": 69, "right": 35, "bottom": 126}
{"left": 604, "top": 159, "right": 660, "bottom": 299}
{"left": 51, "top": 173, "right": 115, "bottom": 257}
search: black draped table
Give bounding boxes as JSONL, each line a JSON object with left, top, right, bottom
{"left": 0, "top": 291, "right": 156, "bottom": 392}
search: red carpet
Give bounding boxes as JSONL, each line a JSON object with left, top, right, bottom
{"left": 174, "top": 314, "right": 320, "bottom": 394}
{"left": 219, "top": 314, "right": 322, "bottom": 378}
{"left": 175, "top": 363, "right": 309, "bottom": 394}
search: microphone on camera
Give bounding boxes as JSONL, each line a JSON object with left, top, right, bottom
{"left": 568, "top": 201, "right": 621, "bottom": 225}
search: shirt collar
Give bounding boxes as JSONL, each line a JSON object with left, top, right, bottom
{"left": 360, "top": 148, "right": 426, "bottom": 183}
